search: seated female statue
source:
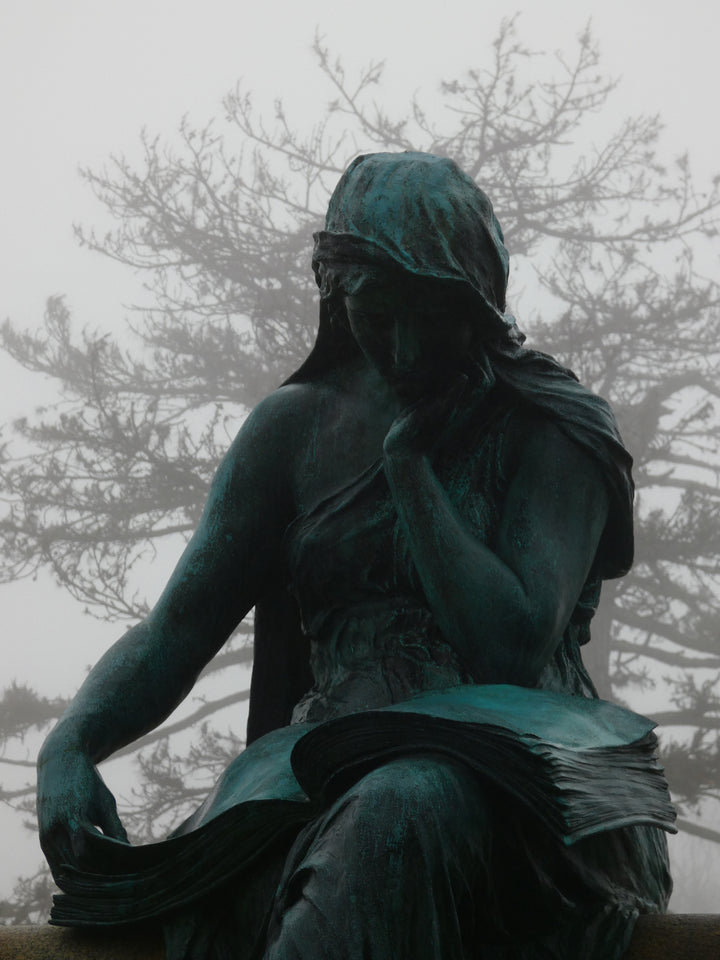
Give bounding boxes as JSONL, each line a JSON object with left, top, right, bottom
{"left": 37, "top": 151, "right": 673, "bottom": 960}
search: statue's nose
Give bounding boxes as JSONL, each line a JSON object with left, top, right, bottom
{"left": 392, "top": 325, "right": 421, "bottom": 371}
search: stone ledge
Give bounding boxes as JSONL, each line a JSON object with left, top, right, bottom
{"left": 0, "top": 924, "right": 162, "bottom": 959}
{"left": 0, "top": 914, "right": 718, "bottom": 959}
{"left": 625, "top": 913, "right": 720, "bottom": 960}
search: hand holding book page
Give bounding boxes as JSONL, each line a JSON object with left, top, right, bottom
{"left": 38, "top": 152, "right": 675, "bottom": 960}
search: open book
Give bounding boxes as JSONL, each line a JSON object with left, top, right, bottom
{"left": 52, "top": 684, "right": 676, "bottom": 926}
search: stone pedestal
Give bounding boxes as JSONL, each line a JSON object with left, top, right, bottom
{"left": 1, "top": 914, "right": 718, "bottom": 959}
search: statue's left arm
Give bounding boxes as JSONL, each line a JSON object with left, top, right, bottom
{"left": 383, "top": 407, "right": 608, "bottom": 685}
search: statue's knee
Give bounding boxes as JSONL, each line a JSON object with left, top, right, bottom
{"left": 347, "top": 755, "right": 488, "bottom": 841}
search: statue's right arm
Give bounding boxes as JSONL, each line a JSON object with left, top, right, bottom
{"left": 37, "top": 388, "right": 301, "bottom": 874}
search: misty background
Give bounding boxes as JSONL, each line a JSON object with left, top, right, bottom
{"left": 1, "top": 0, "right": 718, "bottom": 918}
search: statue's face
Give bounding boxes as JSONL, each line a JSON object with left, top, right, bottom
{"left": 344, "top": 277, "right": 475, "bottom": 397}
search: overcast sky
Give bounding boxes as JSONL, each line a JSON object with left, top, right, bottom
{"left": 0, "top": 0, "right": 718, "bottom": 903}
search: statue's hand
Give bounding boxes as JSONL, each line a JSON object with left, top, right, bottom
{"left": 383, "top": 373, "right": 471, "bottom": 460}
{"left": 37, "top": 743, "right": 128, "bottom": 878}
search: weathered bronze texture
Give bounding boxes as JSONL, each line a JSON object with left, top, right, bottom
{"left": 37, "top": 153, "right": 675, "bottom": 959}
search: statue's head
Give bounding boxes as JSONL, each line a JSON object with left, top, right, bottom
{"left": 287, "top": 152, "right": 523, "bottom": 385}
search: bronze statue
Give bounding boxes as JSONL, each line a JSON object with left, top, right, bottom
{"left": 37, "top": 152, "right": 674, "bottom": 960}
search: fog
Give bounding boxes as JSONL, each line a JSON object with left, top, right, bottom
{"left": 1, "top": 0, "right": 718, "bottom": 917}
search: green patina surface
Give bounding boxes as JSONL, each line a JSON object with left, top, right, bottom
{"left": 36, "top": 153, "right": 673, "bottom": 960}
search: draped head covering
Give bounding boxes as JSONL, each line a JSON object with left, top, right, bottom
{"left": 312, "top": 151, "right": 523, "bottom": 345}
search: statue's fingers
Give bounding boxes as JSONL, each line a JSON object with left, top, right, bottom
{"left": 95, "top": 800, "right": 129, "bottom": 843}
{"left": 86, "top": 777, "right": 130, "bottom": 843}
{"left": 42, "top": 824, "right": 76, "bottom": 874}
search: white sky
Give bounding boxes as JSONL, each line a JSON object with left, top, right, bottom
{"left": 0, "top": 0, "right": 718, "bottom": 906}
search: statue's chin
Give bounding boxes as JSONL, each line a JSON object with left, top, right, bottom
{"left": 387, "top": 368, "right": 455, "bottom": 400}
